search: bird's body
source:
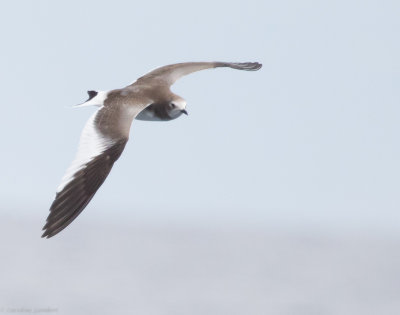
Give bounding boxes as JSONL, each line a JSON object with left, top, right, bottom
{"left": 42, "top": 61, "right": 262, "bottom": 238}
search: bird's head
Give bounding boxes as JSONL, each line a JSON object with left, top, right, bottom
{"left": 167, "top": 96, "right": 188, "bottom": 119}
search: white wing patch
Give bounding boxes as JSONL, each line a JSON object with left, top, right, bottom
{"left": 57, "top": 110, "right": 116, "bottom": 193}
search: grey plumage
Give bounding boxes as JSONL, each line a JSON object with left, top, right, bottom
{"left": 42, "top": 61, "right": 262, "bottom": 238}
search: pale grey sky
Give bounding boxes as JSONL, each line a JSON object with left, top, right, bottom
{"left": 0, "top": 0, "right": 399, "bottom": 234}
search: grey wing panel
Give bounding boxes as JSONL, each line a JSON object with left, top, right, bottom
{"left": 133, "top": 61, "right": 262, "bottom": 87}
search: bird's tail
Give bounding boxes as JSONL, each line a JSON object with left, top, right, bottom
{"left": 72, "top": 90, "right": 107, "bottom": 108}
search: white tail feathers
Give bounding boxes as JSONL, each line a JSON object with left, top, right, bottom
{"left": 73, "top": 90, "right": 108, "bottom": 108}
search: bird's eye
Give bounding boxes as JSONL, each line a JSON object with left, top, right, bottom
{"left": 170, "top": 103, "right": 176, "bottom": 108}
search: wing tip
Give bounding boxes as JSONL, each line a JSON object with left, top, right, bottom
{"left": 41, "top": 224, "right": 65, "bottom": 239}
{"left": 41, "top": 222, "right": 57, "bottom": 238}
{"left": 41, "top": 230, "right": 52, "bottom": 238}
{"left": 41, "top": 139, "right": 129, "bottom": 239}
{"left": 226, "top": 62, "right": 262, "bottom": 71}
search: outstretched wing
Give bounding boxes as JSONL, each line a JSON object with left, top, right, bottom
{"left": 42, "top": 100, "right": 146, "bottom": 238}
{"left": 134, "top": 61, "right": 262, "bottom": 87}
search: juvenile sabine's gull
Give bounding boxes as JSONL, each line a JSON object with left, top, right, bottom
{"left": 42, "top": 61, "right": 262, "bottom": 238}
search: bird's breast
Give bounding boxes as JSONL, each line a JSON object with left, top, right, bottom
{"left": 135, "top": 103, "right": 173, "bottom": 121}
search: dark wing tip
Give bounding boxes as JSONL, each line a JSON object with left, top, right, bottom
{"left": 41, "top": 225, "right": 53, "bottom": 238}
{"left": 41, "top": 139, "right": 128, "bottom": 239}
{"left": 41, "top": 230, "right": 51, "bottom": 238}
{"left": 226, "top": 62, "right": 262, "bottom": 71}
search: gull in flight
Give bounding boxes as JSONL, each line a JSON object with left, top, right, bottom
{"left": 42, "top": 61, "right": 262, "bottom": 238}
